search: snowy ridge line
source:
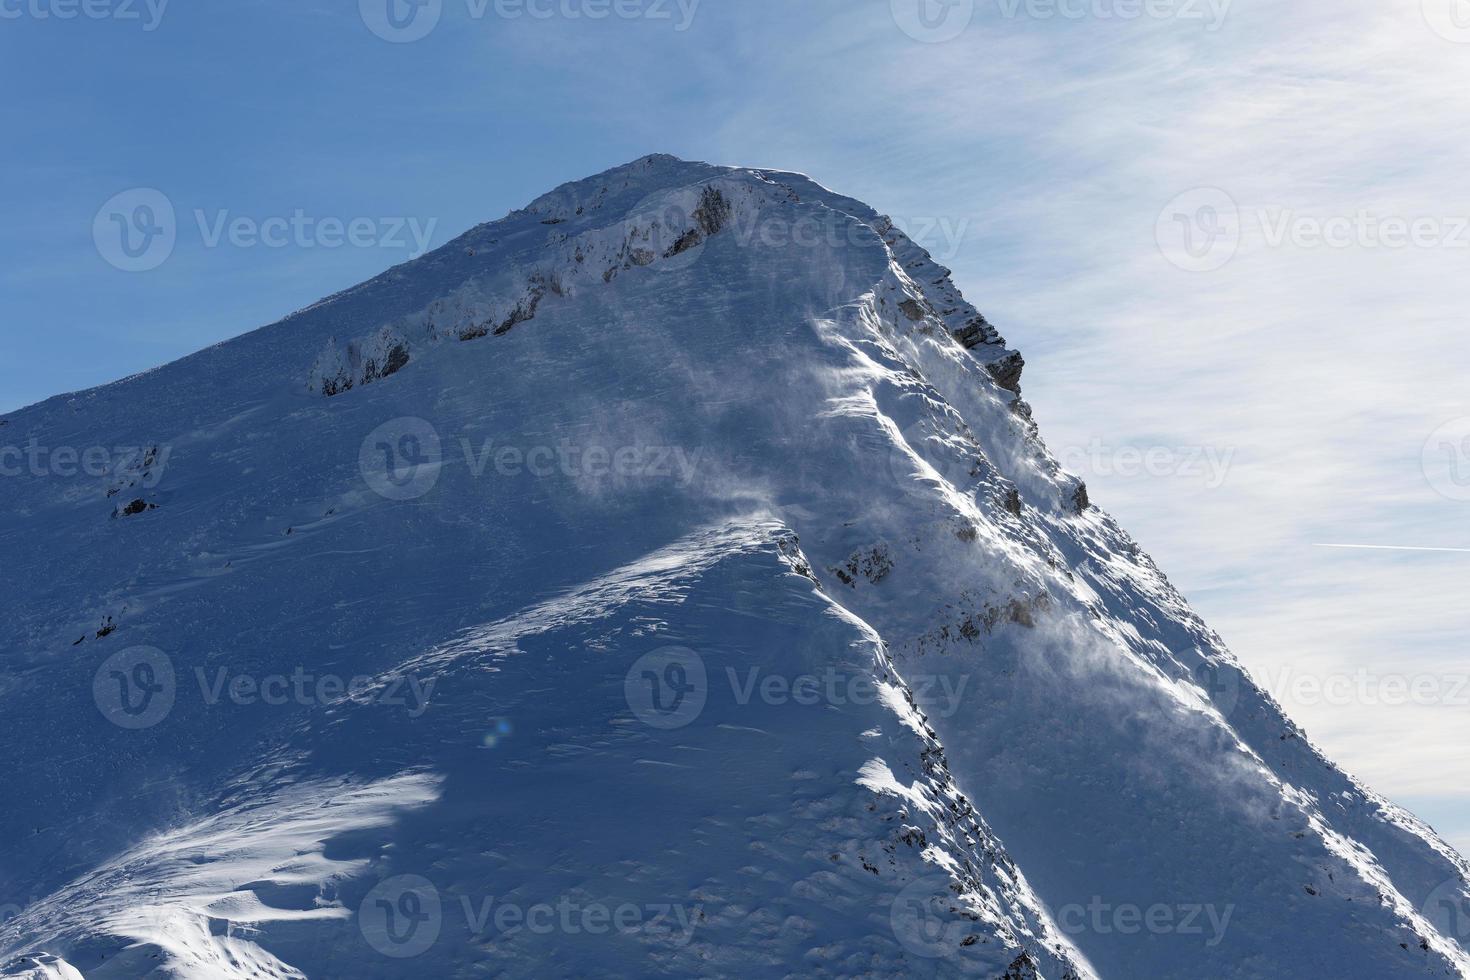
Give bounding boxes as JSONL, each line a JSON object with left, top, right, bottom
{"left": 305, "top": 172, "right": 773, "bottom": 396}
{"left": 777, "top": 528, "right": 1093, "bottom": 978}
{"left": 305, "top": 161, "right": 1024, "bottom": 404}
{"left": 386, "top": 520, "right": 787, "bottom": 676}
{"left": 815, "top": 585, "right": 1093, "bottom": 979}
{"left": 746, "top": 166, "right": 1021, "bottom": 389}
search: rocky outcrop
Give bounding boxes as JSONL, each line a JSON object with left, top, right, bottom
{"left": 985, "top": 350, "right": 1026, "bottom": 394}
{"left": 309, "top": 324, "right": 412, "bottom": 397}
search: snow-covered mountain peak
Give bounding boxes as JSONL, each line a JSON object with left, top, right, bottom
{"left": 2, "top": 158, "right": 1467, "bottom": 979}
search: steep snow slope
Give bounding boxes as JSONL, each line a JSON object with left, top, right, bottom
{"left": 1, "top": 155, "right": 1466, "bottom": 978}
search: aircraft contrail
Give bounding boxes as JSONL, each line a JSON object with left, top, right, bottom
{"left": 1314, "top": 544, "right": 1470, "bottom": 554}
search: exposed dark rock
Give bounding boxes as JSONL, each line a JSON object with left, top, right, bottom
{"left": 458, "top": 324, "right": 490, "bottom": 341}
{"left": 985, "top": 351, "right": 1026, "bottom": 394}
{"left": 952, "top": 314, "right": 1000, "bottom": 349}
{"left": 1070, "top": 481, "right": 1090, "bottom": 514}
{"left": 775, "top": 534, "right": 818, "bottom": 583}
{"left": 1001, "top": 952, "right": 1039, "bottom": 980}
{"left": 898, "top": 298, "right": 927, "bottom": 322}
{"left": 664, "top": 228, "right": 703, "bottom": 258}
{"left": 831, "top": 545, "right": 894, "bottom": 588}
{"left": 362, "top": 343, "right": 410, "bottom": 382}
{"left": 383, "top": 343, "right": 410, "bottom": 377}
{"left": 114, "top": 498, "right": 156, "bottom": 518}
{"left": 692, "top": 185, "right": 731, "bottom": 237}
{"left": 494, "top": 303, "right": 533, "bottom": 336}
{"left": 911, "top": 590, "right": 1052, "bottom": 656}
{"left": 493, "top": 275, "right": 559, "bottom": 337}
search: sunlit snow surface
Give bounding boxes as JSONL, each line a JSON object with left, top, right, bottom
{"left": 2, "top": 155, "right": 1467, "bottom": 978}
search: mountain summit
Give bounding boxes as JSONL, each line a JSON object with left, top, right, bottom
{"left": 2, "top": 155, "right": 1466, "bottom": 979}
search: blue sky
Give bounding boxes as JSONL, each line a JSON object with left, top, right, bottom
{"left": 4, "top": 0, "right": 1469, "bottom": 849}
